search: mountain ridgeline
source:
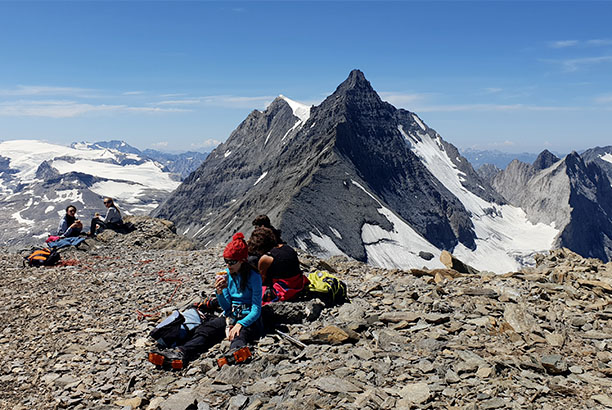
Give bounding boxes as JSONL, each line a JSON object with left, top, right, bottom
{"left": 154, "top": 70, "right": 612, "bottom": 268}
{"left": 153, "top": 70, "right": 521, "bottom": 270}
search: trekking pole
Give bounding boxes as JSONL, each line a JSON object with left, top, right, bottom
{"left": 275, "top": 329, "right": 307, "bottom": 349}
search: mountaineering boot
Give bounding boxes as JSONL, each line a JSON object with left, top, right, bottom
{"left": 215, "top": 346, "right": 252, "bottom": 368}
{"left": 148, "top": 348, "right": 185, "bottom": 370}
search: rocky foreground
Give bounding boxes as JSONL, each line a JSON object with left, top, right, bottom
{"left": 1, "top": 217, "right": 612, "bottom": 409}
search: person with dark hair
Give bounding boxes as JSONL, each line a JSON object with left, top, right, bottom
{"left": 87, "top": 197, "right": 123, "bottom": 237}
{"left": 254, "top": 229, "right": 309, "bottom": 304}
{"left": 252, "top": 214, "right": 283, "bottom": 245}
{"left": 57, "top": 205, "right": 83, "bottom": 237}
{"left": 247, "top": 226, "right": 277, "bottom": 271}
{"left": 148, "top": 232, "right": 263, "bottom": 369}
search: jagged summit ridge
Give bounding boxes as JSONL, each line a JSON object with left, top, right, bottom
{"left": 154, "top": 71, "right": 557, "bottom": 272}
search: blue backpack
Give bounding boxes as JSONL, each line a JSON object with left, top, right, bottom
{"left": 149, "top": 308, "right": 204, "bottom": 348}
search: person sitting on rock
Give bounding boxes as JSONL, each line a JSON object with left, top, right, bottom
{"left": 251, "top": 227, "right": 309, "bottom": 304}
{"left": 148, "top": 232, "right": 263, "bottom": 369}
{"left": 57, "top": 205, "right": 83, "bottom": 238}
{"left": 87, "top": 197, "right": 123, "bottom": 237}
{"left": 252, "top": 214, "right": 283, "bottom": 245}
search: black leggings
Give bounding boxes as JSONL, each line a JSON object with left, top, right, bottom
{"left": 89, "top": 218, "right": 121, "bottom": 234}
{"left": 179, "top": 316, "right": 263, "bottom": 360}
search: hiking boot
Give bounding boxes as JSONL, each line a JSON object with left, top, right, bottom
{"left": 215, "top": 346, "right": 252, "bottom": 368}
{"left": 148, "top": 348, "right": 185, "bottom": 370}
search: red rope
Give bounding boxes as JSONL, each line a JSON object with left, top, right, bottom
{"left": 135, "top": 268, "right": 185, "bottom": 320}
{"left": 57, "top": 259, "right": 81, "bottom": 266}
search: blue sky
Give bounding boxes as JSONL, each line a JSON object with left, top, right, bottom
{"left": 0, "top": 1, "right": 611, "bottom": 154}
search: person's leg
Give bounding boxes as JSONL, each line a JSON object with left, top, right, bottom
{"left": 89, "top": 218, "right": 105, "bottom": 236}
{"left": 179, "top": 316, "right": 226, "bottom": 360}
{"left": 229, "top": 316, "right": 264, "bottom": 350}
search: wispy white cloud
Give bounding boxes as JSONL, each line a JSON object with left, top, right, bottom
{"left": 122, "top": 91, "right": 144, "bottom": 96}
{"left": 586, "top": 39, "right": 612, "bottom": 46}
{"left": 200, "top": 95, "right": 275, "bottom": 109}
{"left": 192, "top": 139, "right": 222, "bottom": 149}
{"left": 159, "top": 93, "right": 187, "bottom": 98}
{"left": 379, "top": 92, "right": 428, "bottom": 107}
{"left": 483, "top": 87, "right": 503, "bottom": 94}
{"left": 0, "top": 85, "right": 95, "bottom": 97}
{"left": 549, "top": 40, "right": 579, "bottom": 49}
{"left": 151, "top": 141, "right": 169, "bottom": 148}
{"left": 412, "top": 103, "right": 585, "bottom": 113}
{"left": 594, "top": 95, "right": 612, "bottom": 104}
{"left": 153, "top": 99, "right": 202, "bottom": 106}
{"left": 548, "top": 39, "right": 612, "bottom": 48}
{"left": 560, "top": 55, "right": 612, "bottom": 72}
{"left": 0, "top": 100, "right": 190, "bottom": 118}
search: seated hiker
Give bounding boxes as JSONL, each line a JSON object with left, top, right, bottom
{"left": 57, "top": 205, "right": 83, "bottom": 238}
{"left": 250, "top": 227, "right": 309, "bottom": 303}
{"left": 88, "top": 197, "right": 123, "bottom": 237}
{"left": 252, "top": 214, "right": 283, "bottom": 245}
{"left": 247, "top": 226, "right": 277, "bottom": 272}
{"left": 148, "top": 233, "right": 263, "bottom": 369}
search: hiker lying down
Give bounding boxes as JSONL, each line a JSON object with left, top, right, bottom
{"left": 148, "top": 233, "right": 263, "bottom": 369}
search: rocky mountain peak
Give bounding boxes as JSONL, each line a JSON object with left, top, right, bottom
{"left": 321, "top": 69, "right": 385, "bottom": 111}
{"left": 532, "top": 149, "right": 560, "bottom": 170}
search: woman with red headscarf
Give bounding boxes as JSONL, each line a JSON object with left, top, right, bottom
{"left": 148, "top": 233, "right": 263, "bottom": 369}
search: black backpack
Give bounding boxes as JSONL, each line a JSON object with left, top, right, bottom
{"left": 23, "top": 248, "right": 61, "bottom": 267}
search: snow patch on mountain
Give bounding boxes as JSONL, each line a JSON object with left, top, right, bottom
{"left": 351, "top": 178, "right": 443, "bottom": 269}
{"left": 279, "top": 95, "right": 311, "bottom": 123}
{"left": 296, "top": 231, "right": 345, "bottom": 258}
{"left": 601, "top": 153, "right": 612, "bottom": 164}
{"left": 413, "top": 114, "right": 426, "bottom": 131}
{"left": 398, "top": 125, "right": 558, "bottom": 271}
{"left": 254, "top": 171, "right": 268, "bottom": 186}
{"left": 363, "top": 208, "right": 444, "bottom": 270}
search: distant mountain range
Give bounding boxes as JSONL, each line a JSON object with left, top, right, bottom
{"left": 76, "top": 140, "right": 209, "bottom": 179}
{"left": 0, "top": 140, "right": 206, "bottom": 248}
{"left": 460, "top": 148, "right": 540, "bottom": 170}
{"left": 154, "top": 70, "right": 574, "bottom": 271}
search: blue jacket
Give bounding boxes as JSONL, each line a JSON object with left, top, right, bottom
{"left": 216, "top": 268, "right": 262, "bottom": 327}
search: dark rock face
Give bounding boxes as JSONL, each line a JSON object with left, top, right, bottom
{"left": 532, "top": 149, "right": 560, "bottom": 171}
{"left": 476, "top": 163, "right": 501, "bottom": 185}
{"left": 580, "top": 145, "right": 612, "bottom": 184}
{"left": 154, "top": 70, "right": 502, "bottom": 263}
{"left": 560, "top": 153, "right": 612, "bottom": 261}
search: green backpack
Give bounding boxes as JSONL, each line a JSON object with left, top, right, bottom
{"left": 306, "top": 270, "right": 349, "bottom": 306}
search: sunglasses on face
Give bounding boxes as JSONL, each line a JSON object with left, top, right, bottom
{"left": 103, "top": 201, "right": 111, "bottom": 204}
{"left": 224, "top": 259, "right": 239, "bottom": 266}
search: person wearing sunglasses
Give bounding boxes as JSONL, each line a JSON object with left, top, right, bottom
{"left": 148, "top": 232, "right": 263, "bottom": 369}
{"left": 87, "top": 197, "right": 123, "bottom": 237}
{"left": 57, "top": 205, "right": 83, "bottom": 238}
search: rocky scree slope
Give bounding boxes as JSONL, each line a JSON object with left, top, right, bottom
{"left": 1, "top": 217, "right": 612, "bottom": 409}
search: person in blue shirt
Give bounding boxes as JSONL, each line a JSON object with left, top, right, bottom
{"left": 57, "top": 205, "right": 83, "bottom": 237}
{"left": 148, "top": 232, "right": 263, "bottom": 368}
